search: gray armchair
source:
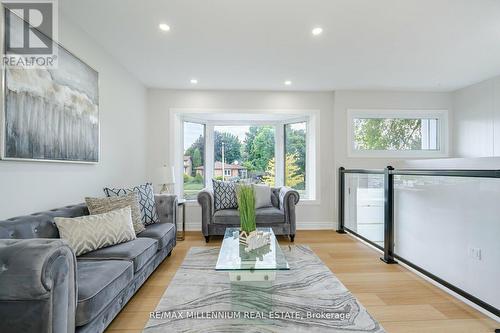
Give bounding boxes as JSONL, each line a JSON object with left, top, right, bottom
{"left": 197, "top": 186, "right": 299, "bottom": 242}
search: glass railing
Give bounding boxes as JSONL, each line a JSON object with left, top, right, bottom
{"left": 343, "top": 171, "right": 385, "bottom": 248}
{"left": 338, "top": 167, "right": 500, "bottom": 318}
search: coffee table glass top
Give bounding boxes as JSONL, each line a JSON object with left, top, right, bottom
{"left": 215, "top": 227, "right": 290, "bottom": 271}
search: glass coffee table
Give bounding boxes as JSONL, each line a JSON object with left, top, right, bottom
{"left": 216, "top": 227, "right": 290, "bottom": 271}
{"left": 215, "top": 227, "right": 289, "bottom": 321}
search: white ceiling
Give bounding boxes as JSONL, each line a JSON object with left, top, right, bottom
{"left": 60, "top": 0, "right": 500, "bottom": 92}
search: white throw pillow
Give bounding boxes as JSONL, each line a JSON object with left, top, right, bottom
{"left": 253, "top": 184, "right": 272, "bottom": 209}
{"left": 54, "top": 207, "right": 136, "bottom": 256}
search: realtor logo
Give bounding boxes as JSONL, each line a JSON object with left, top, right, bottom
{"left": 2, "top": 0, "right": 58, "bottom": 68}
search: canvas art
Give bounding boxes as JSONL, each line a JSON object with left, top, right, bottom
{"left": 1, "top": 32, "right": 99, "bottom": 163}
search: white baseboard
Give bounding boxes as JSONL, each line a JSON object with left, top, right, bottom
{"left": 296, "top": 221, "right": 334, "bottom": 230}
{"left": 184, "top": 220, "right": 335, "bottom": 231}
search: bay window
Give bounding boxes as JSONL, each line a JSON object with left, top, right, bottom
{"left": 176, "top": 112, "right": 316, "bottom": 201}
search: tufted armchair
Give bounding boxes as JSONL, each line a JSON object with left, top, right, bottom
{"left": 197, "top": 186, "right": 299, "bottom": 242}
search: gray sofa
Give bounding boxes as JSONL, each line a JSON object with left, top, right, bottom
{"left": 0, "top": 194, "right": 177, "bottom": 333}
{"left": 198, "top": 186, "right": 299, "bottom": 242}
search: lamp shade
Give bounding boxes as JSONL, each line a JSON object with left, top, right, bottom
{"left": 157, "top": 166, "right": 175, "bottom": 184}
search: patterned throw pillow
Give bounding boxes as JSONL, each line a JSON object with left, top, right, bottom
{"left": 85, "top": 192, "right": 145, "bottom": 234}
{"left": 212, "top": 179, "right": 238, "bottom": 211}
{"left": 103, "top": 183, "right": 159, "bottom": 225}
{"left": 54, "top": 207, "right": 136, "bottom": 256}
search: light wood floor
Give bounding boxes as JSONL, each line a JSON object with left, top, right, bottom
{"left": 106, "top": 230, "right": 499, "bottom": 333}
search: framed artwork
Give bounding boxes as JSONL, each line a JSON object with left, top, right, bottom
{"left": 1, "top": 11, "right": 99, "bottom": 163}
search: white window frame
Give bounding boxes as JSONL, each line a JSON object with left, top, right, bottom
{"left": 170, "top": 108, "right": 319, "bottom": 203}
{"left": 347, "top": 109, "right": 449, "bottom": 158}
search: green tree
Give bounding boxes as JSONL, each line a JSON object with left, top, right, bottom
{"left": 242, "top": 127, "right": 260, "bottom": 161}
{"left": 244, "top": 126, "right": 275, "bottom": 172}
{"left": 285, "top": 126, "right": 306, "bottom": 173}
{"left": 263, "top": 154, "right": 304, "bottom": 188}
{"left": 354, "top": 119, "right": 422, "bottom": 150}
{"left": 214, "top": 131, "right": 241, "bottom": 164}
{"left": 184, "top": 134, "right": 205, "bottom": 166}
{"left": 191, "top": 148, "right": 202, "bottom": 169}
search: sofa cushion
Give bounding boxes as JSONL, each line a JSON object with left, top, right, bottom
{"left": 214, "top": 207, "right": 284, "bottom": 225}
{"left": 78, "top": 238, "right": 157, "bottom": 272}
{"left": 85, "top": 193, "right": 145, "bottom": 234}
{"left": 137, "top": 223, "right": 175, "bottom": 250}
{"left": 54, "top": 207, "right": 137, "bottom": 256}
{"left": 256, "top": 207, "right": 285, "bottom": 223}
{"left": 104, "top": 183, "right": 160, "bottom": 225}
{"left": 253, "top": 184, "right": 272, "bottom": 209}
{"left": 76, "top": 260, "right": 133, "bottom": 326}
{"left": 212, "top": 179, "right": 238, "bottom": 210}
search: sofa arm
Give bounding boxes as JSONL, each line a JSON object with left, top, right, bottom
{"left": 278, "top": 187, "right": 300, "bottom": 234}
{"left": 197, "top": 188, "right": 214, "bottom": 236}
{"left": 0, "top": 239, "right": 77, "bottom": 333}
{"left": 155, "top": 194, "right": 177, "bottom": 224}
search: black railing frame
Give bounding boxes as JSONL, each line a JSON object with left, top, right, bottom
{"left": 337, "top": 166, "right": 500, "bottom": 318}
{"left": 381, "top": 166, "right": 397, "bottom": 264}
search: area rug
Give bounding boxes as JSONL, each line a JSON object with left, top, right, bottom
{"left": 144, "top": 245, "right": 385, "bottom": 332}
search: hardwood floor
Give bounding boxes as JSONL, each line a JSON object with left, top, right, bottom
{"left": 106, "top": 230, "right": 499, "bottom": 333}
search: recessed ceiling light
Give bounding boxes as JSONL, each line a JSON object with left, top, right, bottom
{"left": 312, "top": 27, "right": 323, "bottom": 36}
{"left": 284, "top": 80, "right": 292, "bottom": 86}
{"left": 159, "top": 23, "right": 170, "bottom": 32}
{"left": 190, "top": 79, "right": 198, "bottom": 84}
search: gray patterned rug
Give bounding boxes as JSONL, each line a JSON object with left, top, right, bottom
{"left": 144, "top": 246, "right": 385, "bottom": 332}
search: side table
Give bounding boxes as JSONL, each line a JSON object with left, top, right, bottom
{"left": 177, "top": 199, "right": 186, "bottom": 241}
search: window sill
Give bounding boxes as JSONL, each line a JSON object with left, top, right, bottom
{"left": 182, "top": 198, "right": 320, "bottom": 206}
{"left": 347, "top": 151, "right": 449, "bottom": 159}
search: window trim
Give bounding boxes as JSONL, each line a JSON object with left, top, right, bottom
{"left": 171, "top": 108, "right": 319, "bottom": 202}
{"left": 347, "top": 109, "right": 449, "bottom": 158}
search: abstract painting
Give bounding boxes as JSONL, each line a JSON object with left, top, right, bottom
{"left": 1, "top": 41, "right": 99, "bottom": 163}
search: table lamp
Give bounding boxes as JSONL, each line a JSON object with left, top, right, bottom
{"left": 158, "top": 165, "right": 175, "bottom": 194}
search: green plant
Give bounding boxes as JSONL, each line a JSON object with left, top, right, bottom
{"left": 194, "top": 173, "right": 203, "bottom": 183}
{"left": 236, "top": 185, "right": 256, "bottom": 233}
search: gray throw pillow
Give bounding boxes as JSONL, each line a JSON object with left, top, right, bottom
{"left": 253, "top": 184, "right": 272, "bottom": 209}
{"left": 85, "top": 192, "right": 145, "bottom": 234}
{"left": 213, "top": 179, "right": 238, "bottom": 211}
{"left": 54, "top": 207, "right": 136, "bottom": 256}
{"left": 103, "top": 183, "right": 159, "bottom": 225}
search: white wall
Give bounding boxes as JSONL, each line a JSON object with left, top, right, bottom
{"left": 146, "top": 89, "right": 335, "bottom": 230}
{"left": 146, "top": 89, "right": 453, "bottom": 230}
{"left": 0, "top": 13, "right": 148, "bottom": 219}
{"left": 453, "top": 75, "right": 500, "bottom": 157}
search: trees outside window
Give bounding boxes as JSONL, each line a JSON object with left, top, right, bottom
{"left": 348, "top": 109, "right": 447, "bottom": 157}
{"left": 212, "top": 126, "right": 275, "bottom": 184}
{"left": 181, "top": 119, "right": 311, "bottom": 200}
{"left": 183, "top": 122, "right": 205, "bottom": 200}
{"left": 284, "top": 122, "right": 306, "bottom": 193}
{"left": 353, "top": 118, "right": 439, "bottom": 151}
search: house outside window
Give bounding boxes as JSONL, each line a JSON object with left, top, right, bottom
{"left": 177, "top": 111, "right": 318, "bottom": 201}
